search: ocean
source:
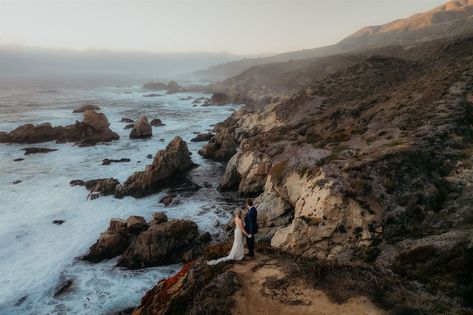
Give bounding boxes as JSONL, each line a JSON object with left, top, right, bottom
{"left": 0, "top": 85, "right": 239, "bottom": 314}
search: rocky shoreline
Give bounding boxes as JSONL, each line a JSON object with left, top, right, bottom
{"left": 117, "top": 37, "right": 473, "bottom": 314}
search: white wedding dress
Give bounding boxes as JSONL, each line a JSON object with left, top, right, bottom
{"left": 208, "top": 226, "right": 245, "bottom": 265}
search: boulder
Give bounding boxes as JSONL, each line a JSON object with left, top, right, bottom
{"left": 159, "top": 193, "right": 177, "bottom": 207}
{"left": 72, "top": 104, "right": 100, "bottom": 113}
{"left": 102, "top": 158, "right": 131, "bottom": 165}
{"left": 22, "top": 147, "right": 58, "bottom": 155}
{"left": 115, "top": 137, "right": 195, "bottom": 198}
{"left": 120, "top": 118, "right": 134, "bottom": 123}
{"left": 152, "top": 212, "right": 168, "bottom": 224}
{"left": 117, "top": 220, "right": 199, "bottom": 269}
{"left": 13, "top": 158, "right": 24, "bottom": 162}
{"left": 82, "top": 110, "right": 110, "bottom": 132}
{"left": 130, "top": 116, "right": 152, "bottom": 139}
{"left": 150, "top": 119, "right": 165, "bottom": 127}
{"left": 124, "top": 124, "right": 134, "bottom": 130}
{"left": 126, "top": 216, "right": 148, "bottom": 235}
{"left": 70, "top": 178, "right": 120, "bottom": 196}
{"left": 198, "top": 131, "right": 237, "bottom": 161}
{"left": 83, "top": 218, "right": 131, "bottom": 262}
{"left": 191, "top": 133, "right": 214, "bottom": 142}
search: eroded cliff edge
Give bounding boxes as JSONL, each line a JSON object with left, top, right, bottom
{"left": 129, "top": 38, "right": 473, "bottom": 315}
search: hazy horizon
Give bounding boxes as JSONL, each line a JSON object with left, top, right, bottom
{"left": 1, "top": 0, "right": 447, "bottom": 55}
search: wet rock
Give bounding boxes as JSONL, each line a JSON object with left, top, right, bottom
{"left": 54, "top": 279, "right": 75, "bottom": 297}
{"left": 146, "top": 154, "right": 153, "bottom": 159}
{"left": 179, "top": 96, "right": 194, "bottom": 101}
{"left": 191, "top": 132, "right": 214, "bottom": 142}
{"left": 120, "top": 118, "right": 134, "bottom": 123}
{"left": 0, "top": 110, "right": 119, "bottom": 146}
{"left": 151, "top": 212, "right": 168, "bottom": 225}
{"left": 143, "top": 93, "right": 163, "bottom": 97}
{"left": 126, "top": 216, "right": 148, "bottom": 235}
{"left": 22, "top": 147, "right": 58, "bottom": 155}
{"left": 72, "top": 104, "right": 100, "bottom": 113}
{"left": 83, "top": 218, "right": 131, "bottom": 262}
{"left": 159, "top": 193, "right": 177, "bottom": 207}
{"left": 102, "top": 158, "right": 131, "bottom": 165}
{"left": 124, "top": 124, "right": 134, "bottom": 130}
{"left": 150, "top": 119, "right": 165, "bottom": 127}
{"left": 70, "top": 178, "right": 120, "bottom": 196}
{"left": 53, "top": 220, "right": 65, "bottom": 225}
{"left": 12, "top": 180, "right": 22, "bottom": 185}
{"left": 192, "top": 97, "right": 209, "bottom": 104}
{"left": 130, "top": 116, "right": 152, "bottom": 139}
{"left": 117, "top": 220, "right": 199, "bottom": 269}
{"left": 115, "top": 137, "right": 195, "bottom": 198}
{"left": 13, "top": 158, "right": 24, "bottom": 162}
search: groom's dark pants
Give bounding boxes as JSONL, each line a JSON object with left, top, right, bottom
{"left": 246, "top": 236, "right": 255, "bottom": 257}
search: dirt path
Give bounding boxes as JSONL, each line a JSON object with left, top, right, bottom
{"left": 230, "top": 255, "right": 385, "bottom": 315}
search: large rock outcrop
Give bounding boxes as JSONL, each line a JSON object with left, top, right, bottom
{"left": 130, "top": 115, "right": 152, "bottom": 139}
{"left": 117, "top": 220, "right": 199, "bottom": 269}
{"left": 115, "top": 137, "right": 195, "bottom": 198}
{"left": 131, "top": 261, "right": 239, "bottom": 315}
{"left": 0, "top": 110, "right": 119, "bottom": 146}
{"left": 198, "top": 131, "right": 237, "bottom": 162}
{"left": 83, "top": 218, "right": 133, "bottom": 262}
{"left": 211, "top": 38, "right": 473, "bottom": 262}
{"left": 84, "top": 216, "right": 208, "bottom": 269}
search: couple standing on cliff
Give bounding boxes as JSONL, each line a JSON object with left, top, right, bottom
{"left": 208, "top": 199, "right": 258, "bottom": 265}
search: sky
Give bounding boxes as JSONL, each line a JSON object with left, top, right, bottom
{"left": 0, "top": 0, "right": 448, "bottom": 55}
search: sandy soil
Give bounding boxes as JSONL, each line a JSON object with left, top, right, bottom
{"left": 230, "top": 255, "right": 385, "bottom": 315}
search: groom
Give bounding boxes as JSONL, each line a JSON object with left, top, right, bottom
{"left": 244, "top": 198, "right": 258, "bottom": 258}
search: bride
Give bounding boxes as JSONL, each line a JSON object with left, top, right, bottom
{"left": 208, "top": 209, "right": 250, "bottom": 265}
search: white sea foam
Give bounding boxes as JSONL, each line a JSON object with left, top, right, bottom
{"left": 0, "top": 87, "right": 239, "bottom": 314}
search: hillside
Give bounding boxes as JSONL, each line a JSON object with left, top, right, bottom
{"left": 190, "top": 36, "right": 473, "bottom": 314}
{"left": 196, "top": 0, "right": 473, "bottom": 81}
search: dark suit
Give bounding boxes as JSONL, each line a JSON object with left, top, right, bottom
{"left": 244, "top": 206, "right": 258, "bottom": 257}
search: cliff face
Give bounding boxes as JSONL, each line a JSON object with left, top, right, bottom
{"left": 206, "top": 38, "right": 473, "bottom": 261}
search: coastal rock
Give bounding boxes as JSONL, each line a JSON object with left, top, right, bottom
{"left": 130, "top": 116, "right": 152, "bottom": 139}
{"left": 117, "top": 220, "right": 199, "bottom": 269}
{"left": 72, "top": 104, "right": 100, "bottom": 113}
{"left": 83, "top": 218, "right": 131, "bottom": 262}
{"left": 115, "top": 137, "right": 195, "bottom": 198}
{"left": 198, "top": 131, "right": 237, "bottom": 161}
{"left": 22, "top": 147, "right": 58, "bottom": 155}
{"left": 131, "top": 261, "right": 240, "bottom": 315}
{"left": 120, "top": 118, "right": 134, "bottom": 123}
{"left": 0, "top": 110, "right": 119, "bottom": 146}
{"left": 102, "top": 158, "right": 131, "bottom": 165}
{"left": 13, "top": 158, "right": 24, "bottom": 162}
{"left": 150, "top": 119, "right": 165, "bottom": 127}
{"left": 151, "top": 212, "right": 168, "bottom": 224}
{"left": 159, "top": 193, "right": 177, "bottom": 207}
{"left": 126, "top": 216, "right": 148, "bottom": 235}
{"left": 124, "top": 124, "right": 134, "bottom": 130}
{"left": 2, "top": 123, "right": 63, "bottom": 144}
{"left": 210, "top": 92, "right": 229, "bottom": 105}
{"left": 70, "top": 178, "right": 120, "bottom": 196}
{"left": 190, "top": 132, "right": 214, "bottom": 142}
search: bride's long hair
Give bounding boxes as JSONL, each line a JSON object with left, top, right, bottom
{"left": 235, "top": 209, "right": 243, "bottom": 219}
